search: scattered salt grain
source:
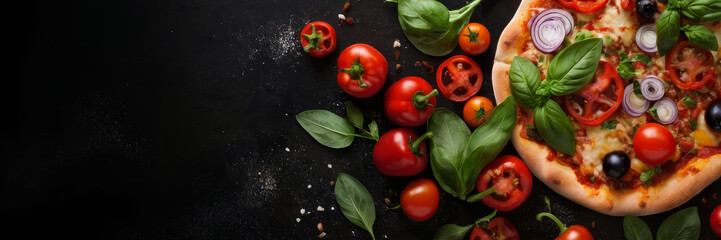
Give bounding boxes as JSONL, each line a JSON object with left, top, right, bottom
{"left": 331, "top": 207, "right": 335, "bottom": 210}
{"left": 300, "top": 208, "right": 306, "bottom": 214}
{"left": 393, "top": 39, "right": 401, "bottom": 48}
{"left": 296, "top": 218, "right": 301, "bottom": 223}
{"left": 307, "top": 184, "right": 312, "bottom": 189}
{"left": 317, "top": 206, "right": 325, "bottom": 211}
{"left": 285, "top": 147, "right": 290, "bottom": 152}
{"left": 327, "top": 164, "right": 332, "bottom": 168}
{"left": 338, "top": 14, "right": 346, "bottom": 21}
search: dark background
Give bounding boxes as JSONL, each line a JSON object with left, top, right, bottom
{"left": 10, "top": 0, "right": 720, "bottom": 239}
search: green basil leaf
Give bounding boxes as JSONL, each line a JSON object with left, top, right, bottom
{"left": 460, "top": 96, "right": 516, "bottom": 196}
{"left": 509, "top": 56, "right": 542, "bottom": 109}
{"left": 624, "top": 215, "right": 652, "bottom": 240}
{"left": 346, "top": 101, "right": 364, "bottom": 128}
{"left": 432, "top": 224, "right": 473, "bottom": 240}
{"left": 334, "top": 173, "right": 377, "bottom": 240}
{"left": 681, "top": 25, "right": 719, "bottom": 51}
{"left": 534, "top": 100, "right": 576, "bottom": 155}
{"left": 681, "top": 0, "right": 721, "bottom": 22}
{"left": 632, "top": 54, "right": 652, "bottom": 66}
{"left": 657, "top": 8, "right": 681, "bottom": 56}
{"left": 681, "top": 96, "right": 696, "bottom": 108}
{"left": 368, "top": 120, "right": 379, "bottom": 139}
{"left": 657, "top": 207, "right": 701, "bottom": 240}
{"left": 633, "top": 80, "right": 644, "bottom": 99}
{"left": 428, "top": 108, "right": 471, "bottom": 197}
{"left": 547, "top": 38, "right": 603, "bottom": 96}
{"left": 689, "top": 121, "right": 698, "bottom": 130}
{"left": 296, "top": 110, "right": 355, "bottom": 148}
{"left": 617, "top": 60, "right": 637, "bottom": 79}
{"left": 601, "top": 120, "right": 618, "bottom": 130}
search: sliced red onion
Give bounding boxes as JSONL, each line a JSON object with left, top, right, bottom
{"left": 531, "top": 9, "right": 574, "bottom": 53}
{"left": 652, "top": 97, "right": 678, "bottom": 125}
{"left": 635, "top": 23, "right": 657, "bottom": 53}
{"left": 640, "top": 76, "right": 665, "bottom": 101}
{"left": 623, "top": 84, "right": 650, "bottom": 117}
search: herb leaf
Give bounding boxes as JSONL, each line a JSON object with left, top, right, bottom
{"left": 346, "top": 101, "right": 364, "bottom": 128}
{"left": 624, "top": 215, "right": 652, "bottom": 240}
{"left": 509, "top": 56, "right": 542, "bottom": 109}
{"left": 368, "top": 120, "right": 379, "bottom": 139}
{"left": 334, "top": 173, "right": 377, "bottom": 240}
{"left": 657, "top": 8, "right": 681, "bottom": 56}
{"left": 632, "top": 54, "right": 652, "bottom": 66}
{"left": 432, "top": 224, "right": 473, "bottom": 240}
{"left": 296, "top": 110, "right": 356, "bottom": 148}
{"left": 601, "top": 120, "right": 618, "bottom": 130}
{"left": 689, "top": 121, "right": 698, "bottom": 130}
{"left": 681, "top": 0, "right": 721, "bottom": 22}
{"left": 633, "top": 80, "right": 644, "bottom": 99}
{"left": 534, "top": 100, "right": 576, "bottom": 155}
{"left": 428, "top": 108, "right": 471, "bottom": 197}
{"left": 657, "top": 207, "right": 701, "bottom": 240}
{"left": 681, "top": 96, "right": 696, "bottom": 108}
{"left": 639, "top": 168, "right": 655, "bottom": 185}
{"left": 681, "top": 24, "right": 719, "bottom": 51}
{"left": 547, "top": 38, "right": 603, "bottom": 96}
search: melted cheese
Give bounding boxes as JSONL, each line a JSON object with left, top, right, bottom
{"left": 694, "top": 113, "right": 721, "bottom": 147}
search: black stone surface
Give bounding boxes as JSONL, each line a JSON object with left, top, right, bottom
{"left": 10, "top": 0, "right": 720, "bottom": 239}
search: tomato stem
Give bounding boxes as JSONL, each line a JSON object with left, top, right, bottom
{"left": 412, "top": 89, "right": 439, "bottom": 110}
{"left": 408, "top": 132, "right": 433, "bottom": 156}
{"left": 465, "top": 187, "right": 496, "bottom": 203}
{"left": 303, "top": 24, "right": 323, "bottom": 52}
{"left": 536, "top": 212, "right": 568, "bottom": 235}
{"left": 389, "top": 204, "right": 400, "bottom": 210}
{"left": 340, "top": 58, "right": 367, "bottom": 88}
{"left": 463, "top": 27, "right": 479, "bottom": 44}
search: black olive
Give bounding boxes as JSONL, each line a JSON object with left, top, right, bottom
{"left": 603, "top": 151, "right": 631, "bottom": 179}
{"left": 706, "top": 99, "right": 721, "bottom": 132}
{"left": 636, "top": 0, "right": 657, "bottom": 19}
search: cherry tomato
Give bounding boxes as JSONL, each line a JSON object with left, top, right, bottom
{"left": 711, "top": 204, "right": 721, "bottom": 238}
{"left": 400, "top": 178, "right": 439, "bottom": 221}
{"left": 436, "top": 55, "right": 483, "bottom": 102}
{"left": 666, "top": 40, "right": 717, "bottom": 90}
{"left": 564, "top": 61, "right": 623, "bottom": 126}
{"left": 384, "top": 76, "right": 438, "bottom": 127}
{"left": 475, "top": 155, "right": 533, "bottom": 211}
{"left": 557, "top": 225, "right": 594, "bottom": 240}
{"left": 463, "top": 96, "right": 494, "bottom": 128}
{"left": 459, "top": 23, "right": 491, "bottom": 56}
{"left": 337, "top": 44, "right": 388, "bottom": 98}
{"left": 633, "top": 123, "right": 676, "bottom": 166}
{"left": 299, "top": 21, "right": 337, "bottom": 58}
{"left": 557, "top": 0, "right": 609, "bottom": 13}
{"left": 373, "top": 128, "right": 432, "bottom": 176}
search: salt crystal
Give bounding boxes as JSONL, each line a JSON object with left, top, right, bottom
{"left": 338, "top": 14, "right": 346, "bottom": 21}
{"left": 307, "top": 184, "right": 312, "bottom": 189}
{"left": 296, "top": 218, "right": 301, "bottom": 223}
{"left": 285, "top": 147, "right": 290, "bottom": 152}
{"left": 317, "top": 206, "right": 325, "bottom": 211}
{"left": 300, "top": 208, "right": 306, "bottom": 214}
{"left": 393, "top": 39, "right": 401, "bottom": 48}
{"left": 327, "top": 164, "right": 332, "bottom": 168}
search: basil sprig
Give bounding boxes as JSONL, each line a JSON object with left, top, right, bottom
{"left": 623, "top": 207, "right": 701, "bottom": 240}
{"left": 656, "top": 0, "right": 720, "bottom": 55}
{"left": 680, "top": 0, "right": 721, "bottom": 22}
{"left": 296, "top": 101, "right": 379, "bottom": 149}
{"left": 681, "top": 25, "right": 719, "bottom": 51}
{"left": 387, "top": 0, "right": 482, "bottom": 56}
{"left": 428, "top": 96, "right": 516, "bottom": 199}
{"left": 509, "top": 38, "right": 602, "bottom": 155}
{"left": 334, "top": 173, "right": 378, "bottom": 240}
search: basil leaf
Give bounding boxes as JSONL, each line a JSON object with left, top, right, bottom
{"left": 334, "top": 173, "right": 377, "bottom": 240}
{"left": 428, "top": 108, "right": 471, "bottom": 197}
{"left": 624, "top": 215, "right": 652, "bottom": 240}
{"left": 509, "top": 56, "right": 542, "bottom": 109}
{"left": 547, "top": 38, "right": 603, "bottom": 96}
{"left": 296, "top": 110, "right": 355, "bottom": 148}
{"left": 633, "top": 80, "right": 644, "bottom": 99}
{"left": 632, "top": 54, "right": 652, "bottom": 66}
{"left": 639, "top": 168, "right": 655, "bottom": 184}
{"left": 368, "top": 120, "right": 379, "bottom": 140}
{"left": 681, "top": 0, "right": 721, "bottom": 22}
{"left": 657, "top": 8, "right": 681, "bottom": 56}
{"left": 461, "top": 96, "right": 516, "bottom": 197}
{"left": 534, "top": 100, "right": 576, "bottom": 155}
{"left": 432, "top": 224, "right": 473, "bottom": 240}
{"left": 689, "top": 121, "right": 698, "bottom": 130}
{"left": 617, "top": 60, "right": 636, "bottom": 79}
{"left": 681, "top": 96, "right": 696, "bottom": 108}
{"left": 657, "top": 207, "right": 701, "bottom": 240}
{"left": 681, "top": 25, "right": 719, "bottom": 51}
{"left": 346, "top": 101, "right": 364, "bottom": 128}
{"left": 601, "top": 120, "right": 617, "bottom": 130}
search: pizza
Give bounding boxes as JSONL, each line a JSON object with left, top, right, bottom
{"left": 491, "top": 0, "right": 721, "bottom": 216}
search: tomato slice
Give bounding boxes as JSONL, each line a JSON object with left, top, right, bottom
{"left": 475, "top": 156, "right": 532, "bottom": 211}
{"left": 468, "top": 218, "right": 519, "bottom": 240}
{"left": 564, "top": 61, "right": 623, "bottom": 126}
{"left": 436, "top": 55, "right": 483, "bottom": 102}
{"left": 557, "top": 0, "right": 609, "bottom": 13}
{"left": 666, "top": 40, "right": 717, "bottom": 90}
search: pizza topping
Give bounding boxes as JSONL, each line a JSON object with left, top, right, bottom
{"left": 651, "top": 97, "right": 678, "bottom": 124}
{"left": 706, "top": 99, "right": 721, "bottom": 132}
{"left": 602, "top": 151, "right": 631, "bottom": 179}
{"left": 640, "top": 76, "right": 665, "bottom": 101}
{"left": 636, "top": 0, "right": 657, "bottom": 19}
{"left": 623, "top": 81, "right": 652, "bottom": 117}
{"left": 557, "top": 0, "right": 609, "bottom": 13}
{"left": 530, "top": 9, "right": 574, "bottom": 53}
{"left": 633, "top": 123, "right": 677, "bottom": 166}
{"left": 635, "top": 23, "right": 658, "bottom": 53}
{"left": 564, "top": 61, "right": 624, "bottom": 126}
{"left": 666, "top": 40, "right": 716, "bottom": 90}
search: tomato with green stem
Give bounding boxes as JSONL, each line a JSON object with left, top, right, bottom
{"left": 459, "top": 23, "right": 491, "bottom": 56}
{"left": 463, "top": 96, "right": 494, "bottom": 128}
{"left": 384, "top": 76, "right": 438, "bottom": 127}
{"left": 299, "top": 21, "right": 337, "bottom": 58}
{"left": 469, "top": 155, "right": 532, "bottom": 211}
{"left": 537, "top": 212, "right": 594, "bottom": 240}
{"left": 373, "top": 128, "right": 433, "bottom": 176}
{"left": 337, "top": 44, "right": 388, "bottom": 98}
{"left": 400, "top": 178, "right": 439, "bottom": 221}
{"left": 436, "top": 55, "right": 483, "bottom": 102}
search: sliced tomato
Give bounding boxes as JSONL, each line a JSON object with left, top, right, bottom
{"left": 436, "top": 55, "right": 483, "bottom": 102}
{"left": 475, "top": 156, "right": 532, "bottom": 211}
{"left": 666, "top": 40, "right": 717, "bottom": 90}
{"left": 557, "top": 0, "right": 609, "bottom": 13}
{"left": 620, "top": 0, "right": 635, "bottom": 10}
{"left": 564, "top": 61, "right": 624, "bottom": 126}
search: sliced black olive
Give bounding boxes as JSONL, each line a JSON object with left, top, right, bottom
{"left": 603, "top": 151, "right": 631, "bottom": 179}
{"left": 636, "top": 0, "right": 657, "bottom": 19}
{"left": 706, "top": 99, "right": 721, "bottom": 132}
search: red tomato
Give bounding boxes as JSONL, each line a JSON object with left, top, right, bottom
{"left": 468, "top": 217, "right": 520, "bottom": 240}
{"left": 400, "top": 178, "right": 439, "bottom": 221}
{"left": 475, "top": 155, "right": 533, "bottom": 211}
{"left": 564, "top": 61, "right": 623, "bottom": 126}
{"left": 459, "top": 23, "right": 491, "bottom": 56}
{"left": 372, "top": 128, "right": 431, "bottom": 176}
{"left": 436, "top": 55, "right": 483, "bottom": 102}
{"left": 299, "top": 21, "right": 337, "bottom": 58}
{"left": 463, "top": 96, "right": 494, "bottom": 128}
{"left": 633, "top": 123, "right": 676, "bottom": 166}
{"left": 666, "top": 40, "right": 717, "bottom": 90}
{"left": 337, "top": 44, "right": 388, "bottom": 98}
{"left": 469, "top": 226, "right": 491, "bottom": 240}
{"left": 557, "top": 225, "right": 594, "bottom": 240}
{"left": 384, "top": 76, "right": 438, "bottom": 127}
{"left": 557, "top": 0, "right": 609, "bottom": 13}
{"left": 620, "top": 0, "right": 635, "bottom": 10}
{"left": 712, "top": 204, "right": 721, "bottom": 238}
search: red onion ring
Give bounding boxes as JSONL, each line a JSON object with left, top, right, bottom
{"left": 635, "top": 23, "right": 657, "bottom": 53}
{"left": 640, "top": 76, "right": 665, "bottom": 101}
{"left": 531, "top": 9, "right": 574, "bottom": 53}
{"left": 652, "top": 97, "right": 678, "bottom": 125}
{"left": 623, "top": 84, "right": 649, "bottom": 117}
